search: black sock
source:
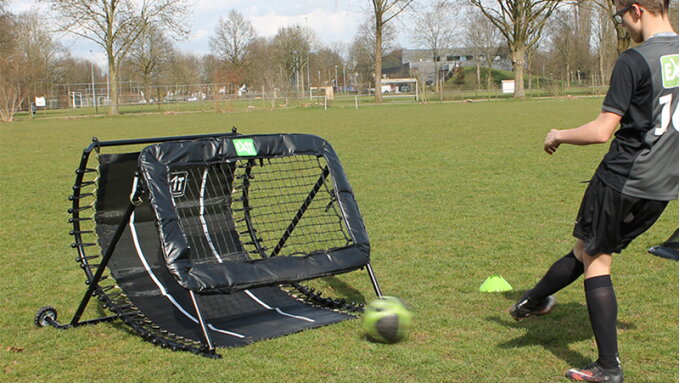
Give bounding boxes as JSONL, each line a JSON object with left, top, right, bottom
{"left": 524, "top": 251, "right": 584, "bottom": 308}
{"left": 585, "top": 275, "right": 620, "bottom": 370}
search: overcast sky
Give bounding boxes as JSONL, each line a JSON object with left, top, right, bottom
{"left": 8, "top": 0, "right": 417, "bottom": 66}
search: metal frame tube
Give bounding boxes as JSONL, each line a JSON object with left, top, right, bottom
{"left": 70, "top": 202, "right": 136, "bottom": 326}
{"left": 366, "top": 263, "right": 383, "bottom": 298}
{"left": 189, "top": 291, "right": 215, "bottom": 353}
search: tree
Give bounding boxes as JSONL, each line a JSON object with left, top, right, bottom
{"left": 273, "top": 25, "right": 316, "bottom": 97}
{"left": 126, "top": 24, "right": 174, "bottom": 103}
{"left": 0, "top": 0, "right": 12, "bottom": 54}
{"left": 349, "top": 18, "right": 397, "bottom": 93}
{"left": 244, "top": 37, "right": 283, "bottom": 108}
{"left": 0, "top": 8, "right": 67, "bottom": 122}
{"left": 46, "top": 0, "right": 192, "bottom": 114}
{"left": 210, "top": 10, "right": 255, "bottom": 67}
{"left": 60, "top": 57, "right": 103, "bottom": 85}
{"left": 209, "top": 10, "right": 256, "bottom": 93}
{"left": 591, "top": 0, "right": 629, "bottom": 54}
{"left": 412, "top": 0, "right": 457, "bottom": 97}
{"left": 670, "top": 0, "right": 679, "bottom": 31}
{"left": 545, "top": 4, "right": 593, "bottom": 87}
{"left": 0, "top": 5, "right": 21, "bottom": 122}
{"left": 465, "top": 11, "right": 504, "bottom": 89}
{"left": 591, "top": 3, "right": 617, "bottom": 86}
{"left": 592, "top": 0, "right": 677, "bottom": 55}
{"left": 310, "top": 48, "right": 343, "bottom": 87}
{"left": 369, "top": 0, "right": 414, "bottom": 102}
{"left": 469, "top": 0, "right": 561, "bottom": 97}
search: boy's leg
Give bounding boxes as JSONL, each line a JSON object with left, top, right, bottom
{"left": 524, "top": 241, "right": 585, "bottom": 302}
{"left": 582, "top": 253, "right": 620, "bottom": 369}
{"left": 508, "top": 240, "right": 585, "bottom": 319}
{"left": 565, "top": 252, "right": 623, "bottom": 382}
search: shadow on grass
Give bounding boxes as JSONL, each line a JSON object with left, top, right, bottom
{"left": 487, "top": 290, "right": 637, "bottom": 367}
{"left": 320, "top": 275, "right": 367, "bottom": 305}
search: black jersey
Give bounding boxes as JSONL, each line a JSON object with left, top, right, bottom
{"left": 597, "top": 34, "right": 679, "bottom": 201}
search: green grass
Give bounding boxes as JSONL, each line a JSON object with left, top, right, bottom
{"left": 0, "top": 98, "right": 677, "bottom": 382}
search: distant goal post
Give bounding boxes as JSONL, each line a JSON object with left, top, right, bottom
{"left": 380, "top": 78, "right": 418, "bottom": 102}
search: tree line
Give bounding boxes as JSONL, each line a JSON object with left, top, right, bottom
{"left": 0, "top": 0, "right": 677, "bottom": 121}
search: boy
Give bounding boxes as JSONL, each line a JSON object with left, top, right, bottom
{"left": 509, "top": 1, "right": 678, "bottom": 382}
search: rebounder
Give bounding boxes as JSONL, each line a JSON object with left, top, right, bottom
{"left": 35, "top": 131, "right": 382, "bottom": 357}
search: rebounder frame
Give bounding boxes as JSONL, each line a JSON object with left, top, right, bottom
{"left": 35, "top": 131, "right": 382, "bottom": 358}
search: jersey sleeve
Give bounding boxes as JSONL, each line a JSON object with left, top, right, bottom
{"left": 602, "top": 53, "right": 637, "bottom": 116}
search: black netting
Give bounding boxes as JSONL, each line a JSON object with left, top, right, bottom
{"left": 169, "top": 155, "right": 353, "bottom": 262}
{"left": 171, "top": 162, "right": 247, "bottom": 264}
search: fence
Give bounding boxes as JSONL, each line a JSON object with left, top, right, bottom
{"left": 8, "top": 80, "right": 608, "bottom": 119}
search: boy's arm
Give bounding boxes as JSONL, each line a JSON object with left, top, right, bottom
{"left": 544, "top": 112, "right": 622, "bottom": 155}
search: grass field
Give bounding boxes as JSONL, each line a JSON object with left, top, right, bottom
{"left": 0, "top": 98, "right": 677, "bottom": 382}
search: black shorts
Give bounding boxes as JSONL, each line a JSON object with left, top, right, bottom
{"left": 573, "top": 176, "right": 669, "bottom": 256}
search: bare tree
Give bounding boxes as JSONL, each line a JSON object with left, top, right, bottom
{"left": 16, "top": 11, "right": 69, "bottom": 95}
{"left": 244, "top": 37, "right": 283, "bottom": 108}
{"left": 543, "top": 3, "right": 593, "bottom": 88}
{"left": 348, "top": 26, "right": 376, "bottom": 92}
{"left": 45, "top": 0, "right": 192, "bottom": 114}
{"left": 199, "top": 54, "right": 221, "bottom": 84}
{"left": 591, "top": 3, "right": 617, "bottom": 86}
{"left": 469, "top": 0, "right": 561, "bottom": 97}
{"left": 369, "top": 0, "right": 414, "bottom": 102}
{"left": 126, "top": 24, "right": 174, "bottom": 103}
{"left": 546, "top": 8, "right": 579, "bottom": 86}
{"left": 209, "top": 9, "right": 256, "bottom": 93}
{"left": 59, "top": 57, "right": 92, "bottom": 84}
{"left": 590, "top": 0, "right": 629, "bottom": 54}
{"left": 465, "top": 11, "right": 504, "bottom": 89}
{"left": 0, "top": 8, "right": 67, "bottom": 122}
{"left": 210, "top": 10, "right": 255, "bottom": 67}
{"left": 273, "top": 25, "right": 316, "bottom": 97}
{"left": 412, "top": 0, "right": 456, "bottom": 97}
{"left": 670, "top": 0, "right": 679, "bottom": 31}
{"left": 310, "top": 48, "right": 343, "bottom": 87}
{"left": 0, "top": 11, "right": 21, "bottom": 122}
{"left": 349, "top": 18, "right": 397, "bottom": 93}
{"left": 167, "top": 51, "right": 202, "bottom": 86}
{"left": 0, "top": 0, "right": 12, "bottom": 54}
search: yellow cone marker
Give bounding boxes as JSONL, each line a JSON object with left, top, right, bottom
{"left": 479, "top": 275, "right": 513, "bottom": 292}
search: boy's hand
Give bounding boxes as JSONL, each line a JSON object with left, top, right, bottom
{"left": 544, "top": 129, "right": 561, "bottom": 155}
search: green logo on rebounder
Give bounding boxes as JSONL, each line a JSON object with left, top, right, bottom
{"left": 661, "top": 54, "right": 679, "bottom": 89}
{"left": 233, "top": 138, "right": 257, "bottom": 156}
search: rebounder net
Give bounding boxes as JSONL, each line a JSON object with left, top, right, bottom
{"left": 138, "top": 134, "right": 370, "bottom": 294}
{"left": 170, "top": 155, "right": 352, "bottom": 264}
{"left": 83, "top": 133, "right": 371, "bottom": 354}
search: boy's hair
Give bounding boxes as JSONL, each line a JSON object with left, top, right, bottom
{"left": 616, "top": 0, "right": 669, "bottom": 14}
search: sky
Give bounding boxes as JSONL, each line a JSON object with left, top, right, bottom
{"left": 8, "top": 0, "right": 416, "bottom": 67}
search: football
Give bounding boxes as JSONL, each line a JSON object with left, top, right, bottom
{"left": 361, "top": 296, "right": 413, "bottom": 343}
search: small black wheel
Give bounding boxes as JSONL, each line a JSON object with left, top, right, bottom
{"left": 35, "top": 306, "right": 58, "bottom": 327}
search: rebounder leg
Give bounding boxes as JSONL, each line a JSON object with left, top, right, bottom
{"left": 189, "top": 291, "right": 221, "bottom": 358}
{"left": 70, "top": 202, "right": 137, "bottom": 326}
{"left": 366, "top": 263, "right": 383, "bottom": 298}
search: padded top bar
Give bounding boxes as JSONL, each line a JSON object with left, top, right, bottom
{"left": 137, "top": 134, "right": 370, "bottom": 294}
